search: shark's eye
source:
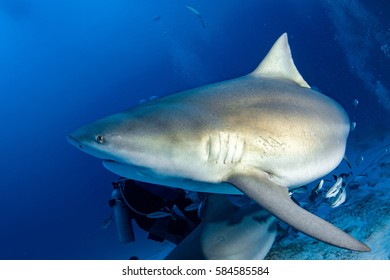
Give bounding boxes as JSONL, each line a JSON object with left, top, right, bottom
{"left": 96, "top": 135, "right": 105, "bottom": 144}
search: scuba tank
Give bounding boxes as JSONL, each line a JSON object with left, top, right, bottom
{"left": 111, "top": 188, "right": 135, "bottom": 243}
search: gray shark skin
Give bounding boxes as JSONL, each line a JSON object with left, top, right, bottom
{"left": 165, "top": 194, "right": 277, "bottom": 260}
{"left": 68, "top": 33, "right": 370, "bottom": 252}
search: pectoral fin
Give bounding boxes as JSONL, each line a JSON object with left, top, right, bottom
{"left": 227, "top": 171, "right": 370, "bottom": 252}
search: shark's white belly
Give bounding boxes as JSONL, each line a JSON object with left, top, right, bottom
{"left": 103, "top": 160, "right": 243, "bottom": 194}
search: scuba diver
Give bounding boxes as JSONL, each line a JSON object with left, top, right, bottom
{"left": 108, "top": 178, "right": 279, "bottom": 260}
{"left": 108, "top": 178, "right": 202, "bottom": 245}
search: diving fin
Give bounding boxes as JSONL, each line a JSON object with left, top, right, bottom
{"left": 228, "top": 172, "right": 370, "bottom": 252}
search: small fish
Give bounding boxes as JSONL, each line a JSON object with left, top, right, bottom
{"left": 351, "top": 122, "right": 356, "bottom": 131}
{"left": 290, "top": 194, "right": 301, "bottom": 206}
{"left": 350, "top": 174, "right": 368, "bottom": 183}
{"left": 227, "top": 194, "right": 255, "bottom": 207}
{"left": 185, "top": 5, "right": 205, "bottom": 28}
{"left": 172, "top": 204, "right": 186, "bottom": 218}
{"left": 309, "top": 179, "right": 324, "bottom": 202}
{"left": 353, "top": 99, "right": 359, "bottom": 107}
{"left": 184, "top": 191, "right": 202, "bottom": 211}
{"left": 185, "top": 190, "right": 198, "bottom": 200}
{"left": 185, "top": 5, "right": 201, "bottom": 17}
{"left": 100, "top": 213, "right": 113, "bottom": 230}
{"left": 139, "top": 96, "right": 159, "bottom": 104}
{"left": 343, "top": 155, "right": 352, "bottom": 169}
{"left": 330, "top": 187, "right": 346, "bottom": 208}
{"left": 355, "top": 155, "right": 364, "bottom": 166}
{"left": 184, "top": 202, "right": 200, "bottom": 212}
{"left": 313, "top": 179, "right": 324, "bottom": 193}
{"left": 146, "top": 211, "right": 172, "bottom": 219}
{"left": 326, "top": 177, "right": 343, "bottom": 198}
{"left": 197, "top": 197, "right": 207, "bottom": 219}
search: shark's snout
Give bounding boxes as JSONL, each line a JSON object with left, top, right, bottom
{"left": 67, "top": 129, "right": 116, "bottom": 161}
{"left": 67, "top": 134, "right": 85, "bottom": 150}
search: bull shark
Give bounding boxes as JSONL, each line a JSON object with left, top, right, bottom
{"left": 68, "top": 33, "right": 370, "bottom": 252}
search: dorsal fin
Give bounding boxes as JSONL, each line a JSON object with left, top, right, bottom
{"left": 251, "top": 33, "right": 310, "bottom": 88}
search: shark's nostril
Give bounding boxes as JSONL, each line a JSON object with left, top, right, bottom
{"left": 67, "top": 135, "right": 82, "bottom": 149}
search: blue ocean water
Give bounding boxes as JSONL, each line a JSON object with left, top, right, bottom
{"left": 0, "top": 0, "right": 389, "bottom": 259}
